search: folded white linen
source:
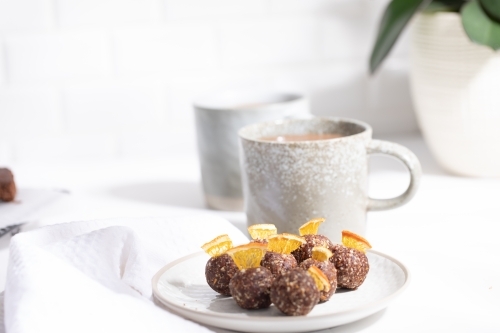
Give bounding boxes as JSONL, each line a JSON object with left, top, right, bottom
{"left": 4, "top": 215, "right": 249, "bottom": 333}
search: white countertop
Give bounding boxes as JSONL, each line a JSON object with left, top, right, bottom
{"left": 2, "top": 133, "right": 500, "bottom": 332}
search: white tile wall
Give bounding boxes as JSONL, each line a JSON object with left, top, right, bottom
{"left": 0, "top": 87, "right": 62, "bottom": 138}
{"left": 56, "top": 0, "right": 162, "bottom": 28}
{"left": 0, "top": 42, "right": 5, "bottom": 85}
{"left": 219, "top": 18, "right": 320, "bottom": 67}
{"left": 322, "top": 17, "right": 374, "bottom": 61}
{"left": 164, "top": 0, "right": 267, "bottom": 20}
{"left": 0, "top": 140, "right": 12, "bottom": 165}
{"left": 5, "top": 31, "right": 112, "bottom": 83}
{"left": 64, "top": 83, "right": 166, "bottom": 133}
{"left": 368, "top": 58, "right": 416, "bottom": 131}
{"left": 113, "top": 25, "right": 217, "bottom": 76}
{"left": 269, "top": 0, "right": 335, "bottom": 13}
{"left": 0, "top": 0, "right": 417, "bottom": 163}
{"left": 291, "top": 62, "right": 369, "bottom": 118}
{"left": 119, "top": 131, "right": 196, "bottom": 158}
{"left": 14, "top": 134, "right": 117, "bottom": 162}
{"left": 0, "top": 0, "right": 53, "bottom": 32}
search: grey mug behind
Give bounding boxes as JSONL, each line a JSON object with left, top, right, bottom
{"left": 194, "top": 90, "right": 310, "bottom": 211}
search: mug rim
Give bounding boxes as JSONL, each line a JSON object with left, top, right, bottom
{"left": 238, "top": 116, "right": 372, "bottom": 143}
{"left": 193, "top": 89, "right": 305, "bottom": 112}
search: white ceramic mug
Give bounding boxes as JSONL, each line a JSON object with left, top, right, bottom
{"left": 194, "top": 90, "right": 310, "bottom": 211}
{"left": 238, "top": 117, "right": 422, "bottom": 242}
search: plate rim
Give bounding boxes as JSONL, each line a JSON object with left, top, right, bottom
{"left": 152, "top": 249, "right": 411, "bottom": 324}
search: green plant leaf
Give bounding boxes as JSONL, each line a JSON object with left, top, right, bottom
{"left": 480, "top": 0, "right": 500, "bottom": 22}
{"left": 462, "top": 0, "right": 500, "bottom": 50}
{"left": 369, "top": 0, "right": 431, "bottom": 74}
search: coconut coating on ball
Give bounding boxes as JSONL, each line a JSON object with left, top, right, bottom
{"left": 270, "top": 269, "right": 320, "bottom": 316}
{"left": 330, "top": 245, "right": 369, "bottom": 289}
{"left": 205, "top": 254, "right": 239, "bottom": 296}
{"left": 229, "top": 267, "right": 273, "bottom": 309}
{"left": 299, "top": 258, "right": 337, "bottom": 302}
{"left": 260, "top": 252, "right": 297, "bottom": 277}
{"left": 291, "top": 234, "right": 335, "bottom": 264}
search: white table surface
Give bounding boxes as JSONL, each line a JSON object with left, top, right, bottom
{"left": 2, "top": 133, "right": 500, "bottom": 332}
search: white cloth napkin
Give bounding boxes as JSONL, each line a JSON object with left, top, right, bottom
{"left": 4, "top": 214, "right": 249, "bottom": 333}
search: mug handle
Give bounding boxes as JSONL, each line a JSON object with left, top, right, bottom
{"left": 367, "top": 140, "right": 422, "bottom": 211}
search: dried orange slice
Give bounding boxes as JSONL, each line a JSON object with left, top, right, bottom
{"left": 299, "top": 218, "right": 325, "bottom": 236}
{"left": 267, "top": 233, "right": 305, "bottom": 254}
{"left": 307, "top": 266, "right": 331, "bottom": 292}
{"left": 247, "top": 224, "right": 277, "bottom": 240}
{"left": 226, "top": 243, "right": 267, "bottom": 270}
{"left": 311, "top": 246, "right": 333, "bottom": 262}
{"left": 201, "top": 234, "right": 233, "bottom": 257}
{"left": 342, "top": 230, "right": 372, "bottom": 253}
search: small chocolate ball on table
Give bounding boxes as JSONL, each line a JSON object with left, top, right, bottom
{"left": 0, "top": 168, "right": 16, "bottom": 202}
{"left": 261, "top": 251, "right": 297, "bottom": 277}
{"left": 292, "top": 234, "right": 336, "bottom": 264}
{"left": 291, "top": 218, "right": 336, "bottom": 264}
{"left": 330, "top": 245, "right": 369, "bottom": 289}
{"left": 229, "top": 267, "right": 273, "bottom": 309}
{"left": 227, "top": 242, "right": 271, "bottom": 309}
{"left": 271, "top": 269, "right": 319, "bottom": 316}
{"left": 330, "top": 230, "right": 371, "bottom": 290}
{"left": 247, "top": 224, "right": 299, "bottom": 277}
{"left": 205, "top": 254, "right": 238, "bottom": 296}
{"left": 202, "top": 234, "right": 238, "bottom": 296}
{"left": 271, "top": 266, "right": 330, "bottom": 316}
{"left": 299, "top": 246, "right": 337, "bottom": 302}
{"left": 260, "top": 233, "right": 304, "bottom": 277}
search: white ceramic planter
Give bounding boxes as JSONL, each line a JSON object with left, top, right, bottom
{"left": 410, "top": 12, "right": 500, "bottom": 177}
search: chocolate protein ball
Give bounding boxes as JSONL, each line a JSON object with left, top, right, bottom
{"left": 330, "top": 245, "right": 369, "bottom": 289}
{"left": 0, "top": 168, "right": 16, "bottom": 202}
{"left": 260, "top": 252, "right": 297, "bottom": 277}
{"left": 229, "top": 267, "right": 273, "bottom": 309}
{"left": 299, "top": 258, "right": 337, "bottom": 302}
{"left": 205, "top": 254, "right": 239, "bottom": 296}
{"left": 292, "top": 234, "right": 335, "bottom": 264}
{"left": 270, "top": 268, "right": 320, "bottom": 316}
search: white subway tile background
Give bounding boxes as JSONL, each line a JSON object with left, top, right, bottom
{"left": 0, "top": 0, "right": 418, "bottom": 164}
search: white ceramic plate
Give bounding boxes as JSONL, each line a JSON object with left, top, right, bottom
{"left": 152, "top": 250, "right": 410, "bottom": 333}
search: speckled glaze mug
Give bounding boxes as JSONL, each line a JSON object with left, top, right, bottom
{"left": 194, "top": 90, "right": 310, "bottom": 211}
{"left": 238, "top": 117, "right": 421, "bottom": 242}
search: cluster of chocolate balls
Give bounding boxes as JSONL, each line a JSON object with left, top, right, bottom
{"left": 204, "top": 223, "right": 370, "bottom": 316}
{"left": 293, "top": 233, "right": 370, "bottom": 290}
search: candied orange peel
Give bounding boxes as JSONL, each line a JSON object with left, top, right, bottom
{"left": 342, "top": 230, "right": 372, "bottom": 253}
{"left": 311, "top": 246, "right": 333, "bottom": 262}
{"left": 299, "top": 218, "right": 325, "bottom": 236}
{"left": 247, "top": 224, "right": 277, "bottom": 240}
{"left": 307, "top": 266, "right": 331, "bottom": 292}
{"left": 201, "top": 234, "right": 233, "bottom": 257}
{"left": 267, "top": 233, "right": 305, "bottom": 254}
{"left": 226, "top": 243, "right": 267, "bottom": 270}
